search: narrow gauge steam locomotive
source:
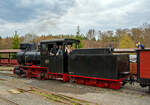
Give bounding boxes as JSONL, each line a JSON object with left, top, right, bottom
{"left": 13, "top": 38, "right": 132, "bottom": 90}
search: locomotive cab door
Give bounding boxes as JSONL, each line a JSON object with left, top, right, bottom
{"left": 48, "top": 43, "right": 64, "bottom": 74}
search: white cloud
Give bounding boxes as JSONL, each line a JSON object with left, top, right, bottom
{"left": 0, "top": 0, "right": 150, "bottom": 37}
{"left": 16, "top": 0, "right": 53, "bottom": 7}
{"left": 58, "top": 0, "right": 150, "bottom": 31}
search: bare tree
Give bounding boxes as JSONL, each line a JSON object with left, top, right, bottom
{"left": 23, "top": 33, "right": 38, "bottom": 43}
{"left": 86, "top": 29, "right": 96, "bottom": 40}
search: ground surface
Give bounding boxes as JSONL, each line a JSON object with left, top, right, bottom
{"left": 0, "top": 66, "right": 150, "bottom": 105}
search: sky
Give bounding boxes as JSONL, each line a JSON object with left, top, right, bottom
{"left": 0, "top": 0, "right": 150, "bottom": 37}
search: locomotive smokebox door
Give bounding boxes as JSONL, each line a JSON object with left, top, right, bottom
{"left": 137, "top": 49, "right": 150, "bottom": 88}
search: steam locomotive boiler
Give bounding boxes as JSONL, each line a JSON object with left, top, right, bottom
{"left": 16, "top": 43, "right": 40, "bottom": 65}
{"left": 14, "top": 38, "right": 130, "bottom": 90}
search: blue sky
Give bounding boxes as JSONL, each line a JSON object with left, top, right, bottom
{"left": 0, "top": 0, "right": 150, "bottom": 37}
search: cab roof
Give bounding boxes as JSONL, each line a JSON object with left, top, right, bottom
{"left": 40, "top": 38, "right": 80, "bottom": 45}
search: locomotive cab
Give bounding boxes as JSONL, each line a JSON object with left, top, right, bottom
{"left": 40, "top": 39, "right": 80, "bottom": 74}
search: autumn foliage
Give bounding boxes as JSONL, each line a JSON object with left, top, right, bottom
{"left": 0, "top": 23, "right": 150, "bottom": 49}
{"left": 119, "top": 34, "right": 135, "bottom": 48}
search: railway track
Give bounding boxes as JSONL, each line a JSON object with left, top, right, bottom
{"left": 0, "top": 72, "right": 14, "bottom": 77}
{"left": 0, "top": 71, "right": 98, "bottom": 105}
{"left": 0, "top": 70, "right": 148, "bottom": 96}
{"left": 0, "top": 70, "right": 149, "bottom": 105}
{"left": 0, "top": 96, "right": 19, "bottom": 105}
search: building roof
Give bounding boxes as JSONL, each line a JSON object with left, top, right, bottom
{"left": 114, "top": 48, "right": 136, "bottom": 53}
{"left": 114, "top": 48, "right": 150, "bottom": 53}
{"left": 0, "top": 49, "right": 21, "bottom": 53}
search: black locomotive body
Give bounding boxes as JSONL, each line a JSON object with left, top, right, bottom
{"left": 68, "top": 52, "right": 129, "bottom": 80}
{"left": 17, "top": 43, "right": 40, "bottom": 65}
{"left": 14, "top": 38, "right": 130, "bottom": 90}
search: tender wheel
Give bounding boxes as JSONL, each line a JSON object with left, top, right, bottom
{"left": 122, "top": 81, "right": 127, "bottom": 86}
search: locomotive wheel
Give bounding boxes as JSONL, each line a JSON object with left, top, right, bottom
{"left": 40, "top": 73, "right": 46, "bottom": 80}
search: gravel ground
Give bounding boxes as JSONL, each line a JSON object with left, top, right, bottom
{"left": 0, "top": 69, "right": 150, "bottom": 105}
{"left": 0, "top": 82, "right": 55, "bottom": 105}
{"left": 28, "top": 79, "right": 150, "bottom": 105}
{"left": 0, "top": 70, "right": 96, "bottom": 105}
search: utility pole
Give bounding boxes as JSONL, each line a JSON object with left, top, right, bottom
{"left": 76, "top": 25, "right": 80, "bottom": 35}
{"left": 14, "top": 30, "right": 18, "bottom": 36}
